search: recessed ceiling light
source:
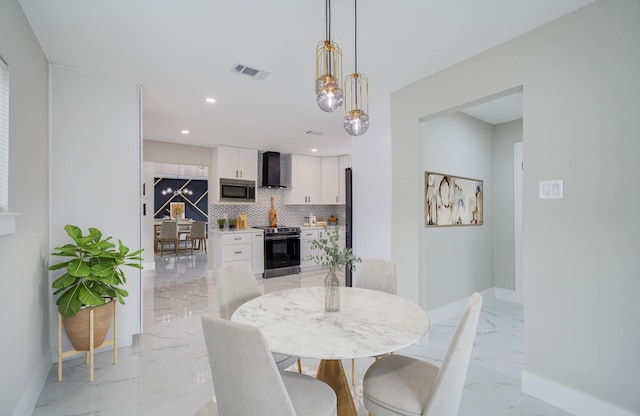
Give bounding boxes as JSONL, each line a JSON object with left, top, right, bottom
{"left": 181, "top": 130, "right": 190, "bottom": 135}
{"left": 205, "top": 97, "right": 216, "bottom": 103}
{"left": 311, "top": 148, "right": 318, "bottom": 152}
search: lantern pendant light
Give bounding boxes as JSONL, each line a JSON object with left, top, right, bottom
{"left": 343, "top": 0, "right": 369, "bottom": 136}
{"left": 315, "top": 0, "right": 344, "bottom": 112}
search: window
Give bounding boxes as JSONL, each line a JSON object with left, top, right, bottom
{"left": 0, "top": 55, "right": 8, "bottom": 213}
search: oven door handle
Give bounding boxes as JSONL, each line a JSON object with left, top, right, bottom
{"left": 266, "top": 234, "right": 300, "bottom": 241}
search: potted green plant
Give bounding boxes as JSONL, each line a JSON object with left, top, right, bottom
{"left": 49, "top": 224, "right": 143, "bottom": 351}
{"left": 217, "top": 218, "right": 226, "bottom": 230}
{"left": 306, "top": 226, "right": 361, "bottom": 312}
{"left": 228, "top": 217, "right": 237, "bottom": 229}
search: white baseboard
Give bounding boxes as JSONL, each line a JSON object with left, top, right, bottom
{"left": 427, "top": 288, "right": 494, "bottom": 323}
{"left": 494, "top": 287, "right": 519, "bottom": 303}
{"left": 522, "top": 370, "right": 637, "bottom": 416}
{"left": 13, "top": 348, "right": 51, "bottom": 416}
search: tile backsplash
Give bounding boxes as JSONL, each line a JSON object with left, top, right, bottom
{"left": 210, "top": 151, "right": 345, "bottom": 228}
{"left": 210, "top": 188, "right": 345, "bottom": 228}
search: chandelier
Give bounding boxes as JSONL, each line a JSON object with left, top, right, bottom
{"left": 315, "top": 0, "right": 343, "bottom": 112}
{"left": 343, "top": 0, "right": 369, "bottom": 136}
{"left": 161, "top": 177, "right": 193, "bottom": 196}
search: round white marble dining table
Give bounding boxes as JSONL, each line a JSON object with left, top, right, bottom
{"left": 231, "top": 286, "right": 430, "bottom": 416}
{"left": 232, "top": 286, "right": 430, "bottom": 359}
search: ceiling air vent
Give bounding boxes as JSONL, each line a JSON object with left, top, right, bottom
{"left": 231, "top": 63, "right": 270, "bottom": 81}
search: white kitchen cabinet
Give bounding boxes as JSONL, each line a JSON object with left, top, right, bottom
{"left": 285, "top": 154, "right": 322, "bottom": 205}
{"left": 300, "top": 229, "right": 319, "bottom": 269}
{"left": 215, "top": 146, "right": 257, "bottom": 181}
{"left": 300, "top": 227, "right": 346, "bottom": 270}
{"left": 213, "top": 230, "right": 263, "bottom": 276}
{"left": 321, "top": 157, "right": 340, "bottom": 204}
{"left": 252, "top": 231, "right": 264, "bottom": 275}
{"left": 338, "top": 154, "right": 350, "bottom": 205}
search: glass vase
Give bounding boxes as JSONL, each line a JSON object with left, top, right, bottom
{"left": 324, "top": 269, "right": 340, "bottom": 312}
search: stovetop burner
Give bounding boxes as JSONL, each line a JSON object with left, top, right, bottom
{"left": 253, "top": 226, "right": 301, "bottom": 235}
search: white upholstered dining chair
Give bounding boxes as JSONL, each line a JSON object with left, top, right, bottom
{"left": 156, "top": 221, "right": 178, "bottom": 257}
{"left": 352, "top": 258, "right": 397, "bottom": 384}
{"left": 186, "top": 220, "right": 207, "bottom": 254}
{"left": 201, "top": 316, "right": 337, "bottom": 416}
{"left": 355, "top": 258, "right": 397, "bottom": 295}
{"left": 362, "top": 292, "right": 483, "bottom": 416}
{"left": 216, "top": 263, "right": 301, "bottom": 372}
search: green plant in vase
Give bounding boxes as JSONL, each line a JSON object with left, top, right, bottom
{"left": 306, "top": 226, "right": 361, "bottom": 312}
{"left": 217, "top": 218, "right": 226, "bottom": 229}
{"left": 228, "top": 218, "right": 237, "bottom": 229}
{"left": 49, "top": 225, "right": 143, "bottom": 351}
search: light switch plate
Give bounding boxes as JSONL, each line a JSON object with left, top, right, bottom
{"left": 539, "top": 179, "right": 563, "bottom": 199}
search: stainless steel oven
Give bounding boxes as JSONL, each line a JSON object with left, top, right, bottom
{"left": 256, "top": 226, "right": 301, "bottom": 278}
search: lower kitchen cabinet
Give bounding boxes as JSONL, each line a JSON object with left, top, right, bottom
{"left": 252, "top": 231, "right": 264, "bottom": 275}
{"left": 300, "top": 229, "right": 319, "bottom": 269}
{"left": 213, "top": 229, "right": 264, "bottom": 276}
{"left": 299, "top": 227, "right": 345, "bottom": 271}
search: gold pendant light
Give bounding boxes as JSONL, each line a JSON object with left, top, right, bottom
{"left": 343, "top": 0, "right": 369, "bottom": 136}
{"left": 315, "top": 0, "right": 343, "bottom": 112}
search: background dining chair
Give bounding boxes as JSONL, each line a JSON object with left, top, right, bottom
{"left": 362, "top": 292, "right": 483, "bottom": 416}
{"left": 216, "top": 263, "right": 301, "bottom": 372}
{"left": 201, "top": 316, "right": 337, "bottom": 416}
{"left": 186, "top": 220, "right": 207, "bottom": 254}
{"left": 351, "top": 258, "right": 397, "bottom": 384}
{"left": 156, "top": 221, "right": 178, "bottom": 257}
{"left": 355, "top": 258, "right": 397, "bottom": 295}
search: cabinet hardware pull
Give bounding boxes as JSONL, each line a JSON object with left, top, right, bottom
{"left": 234, "top": 251, "right": 242, "bottom": 254}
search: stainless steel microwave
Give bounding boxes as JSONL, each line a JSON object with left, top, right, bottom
{"left": 220, "top": 178, "right": 256, "bottom": 202}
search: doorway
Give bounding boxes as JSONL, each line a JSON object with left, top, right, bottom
{"left": 514, "top": 142, "right": 523, "bottom": 303}
{"left": 418, "top": 89, "right": 523, "bottom": 307}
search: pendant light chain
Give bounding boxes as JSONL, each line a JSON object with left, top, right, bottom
{"left": 354, "top": 0, "right": 358, "bottom": 73}
{"left": 327, "top": 0, "right": 332, "bottom": 75}
{"left": 354, "top": 0, "right": 358, "bottom": 107}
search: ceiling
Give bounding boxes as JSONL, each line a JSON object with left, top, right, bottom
{"left": 18, "top": 0, "right": 594, "bottom": 157}
{"left": 461, "top": 91, "right": 523, "bottom": 125}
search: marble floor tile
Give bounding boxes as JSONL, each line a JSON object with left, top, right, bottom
{"left": 34, "top": 253, "right": 573, "bottom": 416}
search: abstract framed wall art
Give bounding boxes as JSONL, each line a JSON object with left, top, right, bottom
{"left": 170, "top": 202, "right": 185, "bottom": 219}
{"left": 425, "top": 172, "right": 483, "bottom": 226}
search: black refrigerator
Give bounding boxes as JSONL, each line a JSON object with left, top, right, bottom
{"left": 345, "top": 167, "right": 353, "bottom": 287}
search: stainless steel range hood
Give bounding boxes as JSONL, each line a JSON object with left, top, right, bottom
{"left": 261, "top": 151, "right": 286, "bottom": 188}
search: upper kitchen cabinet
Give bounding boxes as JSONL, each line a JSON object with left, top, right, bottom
{"left": 285, "top": 154, "right": 322, "bottom": 205}
{"left": 321, "top": 157, "right": 339, "bottom": 204}
{"left": 322, "top": 155, "right": 350, "bottom": 204}
{"left": 215, "top": 146, "right": 257, "bottom": 181}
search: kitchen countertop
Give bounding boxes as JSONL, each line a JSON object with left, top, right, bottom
{"left": 212, "top": 228, "right": 263, "bottom": 234}
{"left": 300, "top": 224, "right": 343, "bottom": 229}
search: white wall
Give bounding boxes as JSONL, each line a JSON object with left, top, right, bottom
{"left": 0, "top": 2, "right": 50, "bottom": 415}
{"left": 419, "top": 113, "right": 494, "bottom": 308}
{"left": 144, "top": 139, "right": 214, "bottom": 167}
{"left": 49, "top": 65, "right": 142, "bottom": 356}
{"left": 492, "top": 120, "right": 523, "bottom": 290}
{"left": 390, "top": 0, "right": 640, "bottom": 413}
{"left": 351, "top": 96, "right": 392, "bottom": 261}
